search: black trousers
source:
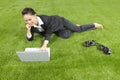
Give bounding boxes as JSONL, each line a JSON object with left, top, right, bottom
{"left": 55, "top": 18, "right": 95, "bottom": 38}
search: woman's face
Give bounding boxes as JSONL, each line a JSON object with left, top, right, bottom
{"left": 23, "top": 14, "right": 38, "bottom": 26}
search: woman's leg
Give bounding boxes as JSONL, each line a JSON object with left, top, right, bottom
{"left": 62, "top": 18, "right": 103, "bottom": 32}
{"left": 55, "top": 29, "right": 73, "bottom": 38}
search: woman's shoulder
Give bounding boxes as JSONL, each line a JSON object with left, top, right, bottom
{"left": 37, "top": 15, "right": 48, "bottom": 17}
{"left": 37, "top": 15, "right": 61, "bottom": 17}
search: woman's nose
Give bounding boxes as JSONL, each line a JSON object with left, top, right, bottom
{"left": 28, "top": 21, "right": 31, "bottom": 24}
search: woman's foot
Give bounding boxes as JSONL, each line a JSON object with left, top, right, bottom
{"left": 76, "top": 24, "right": 80, "bottom": 26}
{"left": 94, "top": 23, "right": 103, "bottom": 29}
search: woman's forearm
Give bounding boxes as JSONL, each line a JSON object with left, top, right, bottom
{"left": 27, "top": 29, "right": 32, "bottom": 38}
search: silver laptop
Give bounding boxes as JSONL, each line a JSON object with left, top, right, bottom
{"left": 16, "top": 48, "right": 50, "bottom": 62}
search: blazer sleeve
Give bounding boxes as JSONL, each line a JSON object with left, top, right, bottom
{"left": 44, "top": 29, "right": 52, "bottom": 41}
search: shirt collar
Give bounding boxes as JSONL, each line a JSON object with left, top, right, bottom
{"left": 34, "top": 16, "right": 44, "bottom": 27}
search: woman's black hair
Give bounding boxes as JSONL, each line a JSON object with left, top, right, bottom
{"left": 22, "top": 8, "right": 36, "bottom": 15}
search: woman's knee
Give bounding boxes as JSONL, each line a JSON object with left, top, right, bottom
{"left": 60, "top": 30, "right": 72, "bottom": 38}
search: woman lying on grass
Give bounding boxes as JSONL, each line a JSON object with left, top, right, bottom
{"left": 22, "top": 7, "right": 103, "bottom": 50}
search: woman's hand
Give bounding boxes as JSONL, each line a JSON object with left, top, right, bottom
{"left": 40, "top": 40, "right": 48, "bottom": 51}
{"left": 41, "top": 45, "right": 47, "bottom": 51}
{"left": 26, "top": 24, "right": 32, "bottom": 31}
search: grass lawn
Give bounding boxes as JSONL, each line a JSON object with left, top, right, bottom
{"left": 0, "top": 0, "right": 120, "bottom": 80}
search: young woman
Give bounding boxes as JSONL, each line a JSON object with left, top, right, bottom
{"left": 22, "top": 8, "right": 103, "bottom": 50}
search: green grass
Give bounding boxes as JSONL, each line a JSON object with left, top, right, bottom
{"left": 0, "top": 0, "right": 120, "bottom": 80}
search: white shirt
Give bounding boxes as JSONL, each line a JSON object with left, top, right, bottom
{"left": 33, "top": 16, "right": 44, "bottom": 32}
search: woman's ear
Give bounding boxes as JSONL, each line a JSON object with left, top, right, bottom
{"left": 34, "top": 14, "right": 37, "bottom": 17}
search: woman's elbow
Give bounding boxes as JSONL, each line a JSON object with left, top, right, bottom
{"left": 26, "top": 37, "right": 34, "bottom": 41}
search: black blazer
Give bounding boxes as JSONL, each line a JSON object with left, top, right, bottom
{"left": 27, "top": 15, "right": 65, "bottom": 41}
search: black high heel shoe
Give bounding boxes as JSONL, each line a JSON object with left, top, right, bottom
{"left": 84, "top": 40, "right": 96, "bottom": 47}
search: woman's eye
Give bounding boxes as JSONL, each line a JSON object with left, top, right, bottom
{"left": 29, "top": 19, "right": 31, "bottom": 21}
